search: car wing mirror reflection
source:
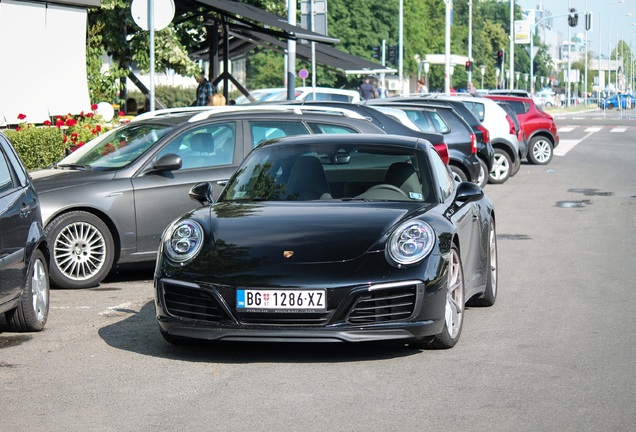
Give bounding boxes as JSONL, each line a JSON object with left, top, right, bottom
{"left": 189, "top": 182, "right": 215, "bottom": 206}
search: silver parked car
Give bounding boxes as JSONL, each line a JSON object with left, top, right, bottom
{"left": 30, "top": 106, "right": 390, "bottom": 288}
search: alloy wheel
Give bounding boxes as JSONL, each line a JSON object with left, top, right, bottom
{"left": 53, "top": 221, "right": 107, "bottom": 281}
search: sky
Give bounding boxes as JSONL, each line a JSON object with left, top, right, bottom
{"left": 515, "top": 0, "right": 636, "bottom": 56}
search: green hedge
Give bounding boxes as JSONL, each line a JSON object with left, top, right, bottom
{"left": 4, "top": 127, "right": 68, "bottom": 171}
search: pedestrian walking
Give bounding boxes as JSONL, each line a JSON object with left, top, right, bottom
{"left": 359, "top": 78, "right": 377, "bottom": 100}
{"left": 194, "top": 71, "right": 215, "bottom": 106}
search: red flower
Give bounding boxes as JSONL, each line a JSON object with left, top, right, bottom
{"left": 15, "top": 126, "right": 21, "bottom": 131}
{"left": 43, "top": 120, "right": 52, "bottom": 126}
{"left": 91, "top": 104, "right": 98, "bottom": 111}
{"left": 18, "top": 113, "right": 26, "bottom": 120}
{"left": 79, "top": 111, "right": 85, "bottom": 117}
{"left": 86, "top": 112, "right": 94, "bottom": 118}
{"left": 77, "top": 142, "right": 85, "bottom": 148}
{"left": 55, "top": 119, "right": 64, "bottom": 128}
{"left": 118, "top": 111, "right": 125, "bottom": 117}
{"left": 95, "top": 124, "right": 101, "bottom": 132}
{"left": 66, "top": 118, "right": 78, "bottom": 127}
{"left": 63, "top": 135, "right": 68, "bottom": 143}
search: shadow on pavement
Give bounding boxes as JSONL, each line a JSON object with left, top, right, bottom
{"left": 98, "top": 301, "right": 424, "bottom": 363}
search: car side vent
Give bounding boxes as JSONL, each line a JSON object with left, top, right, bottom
{"left": 347, "top": 287, "right": 416, "bottom": 324}
{"left": 163, "top": 283, "right": 226, "bottom": 322}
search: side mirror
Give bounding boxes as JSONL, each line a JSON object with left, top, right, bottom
{"left": 455, "top": 181, "right": 484, "bottom": 204}
{"left": 153, "top": 153, "right": 182, "bottom": 171}
{"left": 189, "top": 182, "right": 214, "bottom": 206}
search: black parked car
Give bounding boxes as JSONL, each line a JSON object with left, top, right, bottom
{"left": 366, "top": 100, "right": 483, "bottom": 186}
{"left": 0, "top": 132, "right": 50, "bottom": 331}
{"left": 155, "top": 134, "right": 498, "bottom": 349}
{"left": 31, "top": 105, "right": 407, "bottom": 289}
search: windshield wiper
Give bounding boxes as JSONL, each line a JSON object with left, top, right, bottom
{"left": 56, "top": 163, "right": 92, "bottom": 171}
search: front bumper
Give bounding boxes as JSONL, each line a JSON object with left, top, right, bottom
{"left": 155, "top": 275, "right": 448, "bottom": 344}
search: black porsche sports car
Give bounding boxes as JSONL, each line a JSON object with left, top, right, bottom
{"left": 154, "top": 134, "right": 497, "bottom": 349}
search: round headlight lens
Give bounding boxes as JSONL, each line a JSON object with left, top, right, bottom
{"left": 164, "top": 219, "right": 204, "bottom": 263}
{"left": 388, "top": 220, "right": 435, "bottom": 265}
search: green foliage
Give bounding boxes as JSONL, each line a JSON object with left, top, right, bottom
{"left": 127, "top": 85, "right": 196, "bottom": 108}
{"left": 86, "top": 20, "right": 129, "bottom": 104}
{"left": 4, "top": 127, "right": 67, "bottom": 171}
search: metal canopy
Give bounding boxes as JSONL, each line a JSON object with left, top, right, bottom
{"left": 176, "top": 0, "right": 393, "bottom": 76}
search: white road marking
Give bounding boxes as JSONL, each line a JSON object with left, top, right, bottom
{"left": 554, "top": 139, "right": 580, "bottom": 156}
{"left": 584, "top": 127, "right": 602, "bottom": 133}
{"left": 558, "top": 127, "right": 575, "bottom": 133}
{"left": 610, "top": 127, "right": 627, "bottom": 133}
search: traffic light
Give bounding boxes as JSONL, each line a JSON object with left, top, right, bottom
{"left": 495, "top": 50, "right": 504, "bottom": 67}
{"left": 568, "top": 8, "right": 578, "bottom": 27}
{"left": 465, "top": 60, "right": 473, "bottom": 72}
{"left": 387, "top": 45, "right": 398, "bottom": 65}
{"left": 371, "top": 45, "right": 380, "bottom": 60}
{"left": 585, "top": 12, "right": 593, "bottom": 31}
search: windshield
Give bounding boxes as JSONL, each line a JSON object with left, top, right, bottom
{"left": 57, "top": 123, "right": 176, "bottom": 171}
{"left": 220, "top": 141, "right": 434, "bottom": 203}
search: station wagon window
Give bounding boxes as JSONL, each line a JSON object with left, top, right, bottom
{"left": 462, "top": 101, "right": 486, "bottom": 122}
{"left": 158, "top": 122, "right": 236, "bottom": 169}
{"left": 250, "top": 121, "right": 311, "bottom": 147}
{"left": 308, "top": 123, "right": 358, "bottom": 134}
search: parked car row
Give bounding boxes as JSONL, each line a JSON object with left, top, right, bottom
{"left": 1, "top": 93, "right": 556, "bottom": 345}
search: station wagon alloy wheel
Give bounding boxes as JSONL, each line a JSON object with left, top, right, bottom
{"left": 46, "top": 211, "right": 114, "bottom": 289}
{"left": 488, "top": 149, "right": 511, "bottom": 184}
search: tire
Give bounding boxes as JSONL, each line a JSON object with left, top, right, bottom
{"left": 608, "top": 103, "right": 615, "bottom": 110}
{"left": 510, "top": 154, "right": 521, "bottom": 177}
{"left": 45, "top": 211, "right": 114, "bottom": 289}
{"left": 420, "top": 244, "right": 465, "bottom": 349}
{"left": 450, "top": 165, "right": 468, "bottom": 183}
{"left": 488, "top": 149, "right": 512, "bottom": 184}
{"left": 476, "top": 158, "right": 488, "bottom": 189}
{"left": 5, "top": 249, "right": 50, "bottom": 332}
{"left": 468, "top": 218, "right": 498, "bottom": 307}
{"left": 527, "top": 136, "right": 554, "bottom": 165}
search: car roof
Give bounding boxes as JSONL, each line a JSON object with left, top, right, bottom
{"left": 258, "top": 132, "right": 432, "bottom": 152}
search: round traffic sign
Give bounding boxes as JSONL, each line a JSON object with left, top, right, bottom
{"left": 298, "top": 69, "right": 309, "bottom": 80}
{"left": 131, "top": 0, "right": 175, "bottom": 31}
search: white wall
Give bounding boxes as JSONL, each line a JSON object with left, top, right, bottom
{"left": 0, "top": 0, "right": 91, "bottom": 126}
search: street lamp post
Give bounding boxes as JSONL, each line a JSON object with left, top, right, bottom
{"left": 444, "top": 0, "right": 452, "bottom": 94}
{"left": 423, "top": 60, "right": 430, "bottom": 92}
{"left": 480, "top": 65, "right": 486, "bottom": 89}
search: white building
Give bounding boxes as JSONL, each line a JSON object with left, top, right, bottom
{"left": 0, "top": 0, "right": 98, "bottom": 126}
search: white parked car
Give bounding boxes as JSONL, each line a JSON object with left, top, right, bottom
{"left": 235, "top": 87, "right": 361, "bottom": 104}
{"left": 533, "top": 91, "right": 556, "bottom": 107}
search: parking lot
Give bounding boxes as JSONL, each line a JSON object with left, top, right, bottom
{"left": 2, "top": 114, "right": 636, "bottom": 431}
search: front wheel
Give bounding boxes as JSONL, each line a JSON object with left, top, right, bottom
{"left": 527, "top": 136, "right": 553, "bottom": 165}
{"left": 5, "top": 249, "right": 50, "bottom": 331}
{"left": 488, "top": 149, "right": 512, "bottom": 184}
{"left": 45, "top": 211, "right": 114, "bottom": 289}
{"left": 419, "top": 245, "right": 465, "bottom": 349}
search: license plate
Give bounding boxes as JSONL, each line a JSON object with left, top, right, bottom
{"left": 236, "top": 289, "right": 326, "bottom": 312}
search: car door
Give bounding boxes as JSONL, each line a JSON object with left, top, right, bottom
{"left": 131, "top": 121, "right": 242, "bottom": 256}
{"left": 0, "top": 137, "right": 32, "bottom": 301}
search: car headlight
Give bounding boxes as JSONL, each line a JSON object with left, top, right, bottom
{"left": 163, "top": 219, "right": 204, "bottom": 263}
{"left": 387, "top": 220, "right": 435, "bottom": 265}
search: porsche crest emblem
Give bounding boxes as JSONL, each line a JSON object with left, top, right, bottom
{"left": 283, "top": 250, "right": 294, "bottom": 258}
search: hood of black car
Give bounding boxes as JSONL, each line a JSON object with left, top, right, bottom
{"left": 30, "top": 168, "right": 116, "bottom": 194}
{"left": 204, "top": 201, "right": 429, "bottom": 264}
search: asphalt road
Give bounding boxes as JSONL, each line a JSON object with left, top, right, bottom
{"left": 2, "top": 113, "right": 636, "bottom": 431}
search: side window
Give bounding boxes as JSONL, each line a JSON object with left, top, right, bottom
{"left": 250, "top": 121, "right": 310, "bottom": 147}
{"left": 0, "top": 149, "right": 16, "bottom": 196}
{"left": 404, "top": 110, "right": 433, "bottom": 132}
{"left": 428, "top": 147, "right": 454, "bottom": 201}
{"left": 510, "top": 101, "right": 527, "bottom": 115}
{"left": 428, "top": 111, "right": 450, "bottom": 133}
{"left": 157, "top": 122, "right": 236, "bottom": 169}
{"left": 463, "top": 101, "right": 485, "bottom": 122}
{"left": 308, "top": 123, "right": 358, "bottom": 134}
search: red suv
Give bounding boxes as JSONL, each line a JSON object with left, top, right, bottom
{"left": 484, "top": 95, "right": 559, "bottom": 165}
